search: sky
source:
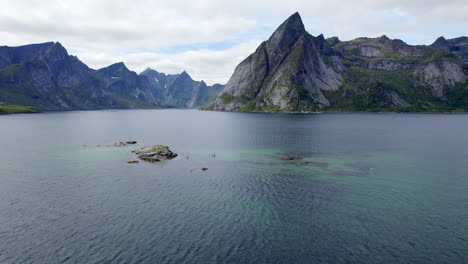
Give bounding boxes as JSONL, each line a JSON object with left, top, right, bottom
{"left": 0, "top": 0, "right": 466, "bottom": 84}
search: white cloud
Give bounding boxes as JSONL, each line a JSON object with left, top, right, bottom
{"left": 0, "top": 0, "right": 466, "bottom": 84}
{"left": 76, "top": 39, "right": 263, "bottom": 85}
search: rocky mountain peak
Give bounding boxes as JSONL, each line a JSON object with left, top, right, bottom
{"left": 211, "top": 12, "right": 467, "bottom": 113}
{"left": 97, "top": 62, "right": 132, "bottom": 78}
{"left": 140, "top": 67, "right": 159, "bottom": 76}
{"left": 44, "top": 42, "right": 69, "bottom": 58}
{"left": 431, "top": 36, "right": 449, "bottom": 50}
{"left": 267, "top": 12, "right": 306, "bottom": 51}
{"left": 110, "top": 62, "right": 128, "bottom": 71}
{"left": 179, "top": 70, "right": 192, "bottom": 80}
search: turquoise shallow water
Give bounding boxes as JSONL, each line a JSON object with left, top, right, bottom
{"left": 0, "top": 109, "right": 467, "bottom": 263}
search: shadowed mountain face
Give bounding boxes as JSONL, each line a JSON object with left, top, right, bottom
{"left": 0, "top": 43, "right": 223, "bottom": 110}
{"left": 139, "top": 68, "right": 223, "bottom": 108}
{"left": 211, "top": 12, "right": 468, "bottom": 112}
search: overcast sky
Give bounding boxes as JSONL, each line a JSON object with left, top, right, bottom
{"left": 0, "top": 0, "right": 466, "bottom": 84}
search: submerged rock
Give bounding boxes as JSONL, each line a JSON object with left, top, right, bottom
{"left": 114, "top": 140, "right": 138, "bottom": 147}
{"left": 132, "top": 145, "right": 178, "bottom": 162}
{"left": 280, "top": 156, "right": 301, "bottom": 161}
{"left": 126, "top": 160, "right": 139, "bottom": 164}
{"left": 201, "top": 168, "right": 208, "bottom": 171}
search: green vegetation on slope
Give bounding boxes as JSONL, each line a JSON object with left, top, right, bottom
{"left": 0, "top": 102, "right": 40, "bottom": 114}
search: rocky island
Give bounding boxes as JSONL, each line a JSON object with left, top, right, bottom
{"left": 132, "top": 145, "right": 178, "bottom": 162}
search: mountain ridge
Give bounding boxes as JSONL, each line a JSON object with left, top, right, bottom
{"left": 210, "top": 13, "right": 467, "bottom": 112}
{"left": 0, "top": 43, "right": 223, "bottom": 110}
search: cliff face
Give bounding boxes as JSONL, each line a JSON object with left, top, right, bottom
{"left": 211, "top": 13, "right": 342, "bottom": 112}
{"left": 0, "top": 43, "right": 223, "bottom": 110}
{"left": 211, "top": 13, "right": 468, "bottom": 112}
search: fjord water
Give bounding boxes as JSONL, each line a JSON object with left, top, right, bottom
{"left": 0, "top": 110, "right": 467, "bottom": 264}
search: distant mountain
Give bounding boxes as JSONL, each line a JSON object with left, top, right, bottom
{"left": 139, "top": 68, "right": 223, "bottom": 108}
{"left": 210, "top": 12, "right": 467, "bottom": 112}
{"left": 430, "top": 36, "right": 468, "bottom": 64}
{"left": 0, "top": 42, "right": 223, "bottom": 110}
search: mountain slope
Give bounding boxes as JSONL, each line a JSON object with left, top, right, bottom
{"left": 0, "top": 43, "right": 223, "bottom": 110}
{"left": 210, "top": 13, "right": 467, "bottom": 112}
{"left": 0, "top": 102, "right": 39, "bottom": 114}
{"left": 139, "top": 68, "right": 224, "bottom": 108}
{"left": 0, "top": 42, "right": 158, "bottom": 110}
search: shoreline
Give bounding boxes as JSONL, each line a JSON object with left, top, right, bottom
{"left": 2, "top": 107, "right": 467, "bottom": 115}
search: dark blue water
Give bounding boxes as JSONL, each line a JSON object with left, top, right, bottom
{"left": 0, "top": 110, "right": 467, "bottom": 264}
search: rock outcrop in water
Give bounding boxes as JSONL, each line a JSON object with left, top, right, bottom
{"left": 114, "top": 140, "right": 138, "bottom": 146}
{"left": 209, "top": 12, "right": 468, "bottom": 112}
{"left": 132, "top": 145, "right": 178, "bottom": 162}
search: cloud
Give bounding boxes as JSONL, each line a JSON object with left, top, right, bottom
{"left": 0, "top": 0, "right": 466, "bottom": 84}
{"left": 76, "top": 39, "right": 263, "bottom": 85}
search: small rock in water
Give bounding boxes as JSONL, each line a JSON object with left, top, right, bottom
{"left": 126, "top": 161, "right": 139, "bottom": 164}
{"left": 201, "top": 167, "right": 208, "bottom": 171}
{"left": 114, "top": 140, "right": 138, "bottom": 147}
{"left": 132, "top": 145, "right": 178, "bottom": 163}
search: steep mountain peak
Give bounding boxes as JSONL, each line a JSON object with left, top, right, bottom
{"left": 179, "top": 70, "right": 192, "bottom": 80}
{"left": 140, "top": 67, "right": 159, "bottom": 76}
{"left": 280, "top": 12, "right": 304, "bottom": 31}
{"left": 267, "top": 12, "right": 306, "bottom": 50}
{"left": 435, "top": 36, "right": 447, "bottom": 42}
{"left": 97, "top": 62, "right": 132, "bottom": 78}
{"left": 317, "top": 34, "right": 325, "bottom": 42}
{"left": 44, "top": 41, "right": 67, "bottom": 54}
{"left": 42, "top": 42, "right": 70, "bottom": 68}
{"left": 431, "top": 36, "right": 449, "bottom": 50}
{"left": 109, "top": 62, "right": 128, "bottom": 70}
{"left": 380, "top": 35, "right": 390, "bottom": 40}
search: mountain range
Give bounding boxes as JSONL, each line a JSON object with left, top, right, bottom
{"left": 1, "top": 12, "right": 467, "bottom": 113}
{"left": 210, "top": 12, "right": 467, "bottom": 112}
{"left": 0, "top": 42, "right": 223, "bottom": 110}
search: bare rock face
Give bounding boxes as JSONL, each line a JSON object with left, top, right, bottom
{"left": 132, "top": 145, "right": 178, "bottom": 162}
{"left": 210, "top": 12, "right": 467, "bottom": 112}
{"left": 368, "top": 60, "right": 411, "bottom": 71}
{"left": 358, "top": 46, "right": 384, "bottom": 57}
{"left": 211, "top": 12, "right": 343, "bottom": 112}
{"left": 413, "top": 61, "right": 467, "bottom": 99}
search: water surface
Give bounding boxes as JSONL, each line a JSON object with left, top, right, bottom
{"left": 0, "top": 110, "right": 467, "bottom": 263}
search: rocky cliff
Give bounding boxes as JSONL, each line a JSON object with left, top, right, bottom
{"left": 210, "top": 12, "right": 468, "bottom": 112}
